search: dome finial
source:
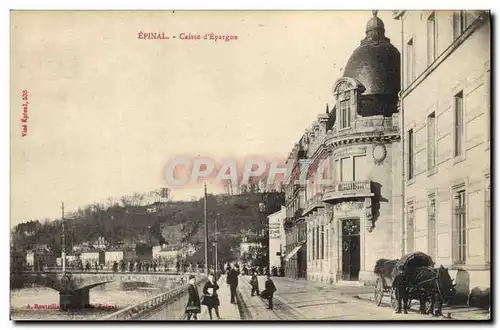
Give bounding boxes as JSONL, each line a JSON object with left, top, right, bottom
{"left": 372, "top": 10, "right": 378, "bottom": 17}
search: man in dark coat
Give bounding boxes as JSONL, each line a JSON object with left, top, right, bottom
{"left": 261, "top": 274, "right": 277, "bottom": 310}
{"left": 250, "top": 270, "right": 260, "bottom": 296}
{"left": 226, "top": 264, "right": 240, "bottom": 304}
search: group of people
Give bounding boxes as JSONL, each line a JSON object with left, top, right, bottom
{"left": 240, "top": 265, "right": 285, "bottom": 277}
{"left": 184, "top": 263, "right": 277, "bottom": 320}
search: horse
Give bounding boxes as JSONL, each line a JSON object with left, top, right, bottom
{"left": 394, "top": 265, "right": 455, "bottom": 316}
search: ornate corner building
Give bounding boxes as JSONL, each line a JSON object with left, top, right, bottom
{"left": 282, "top": 10, "right": 491, "bottom": 291}
{"left": 283, "top": 11, "right": 402, "bottom": 284}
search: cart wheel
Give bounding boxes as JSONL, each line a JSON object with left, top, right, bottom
{"left": 390, "top": 288, "right": 399, "bottom": 311}
{"left": 423, "top": 298, "right": 433, "bottom": 314}
{"left": 374, "top": 277, "right": 384, "bottom": 306}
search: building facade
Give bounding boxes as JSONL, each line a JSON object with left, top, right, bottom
{"left": 153, "top": 244, "right": 181, "bottom": 260}
{"left": 284, "top": 11, "right": 403, "bottom": 284}
{"left": 283, "top": 148, "right": 308, "bottom": 279}
{"left": 393, "top": 10, "right": 490, "bottom": 301}
{"left": 268, "top": 205, "right": 286, "bottom": 269}
{"left": 105, "top": 249, "right": 136, "bottom": 266}
{"left": 81, "top": 250, "right": 105, "bottom": 266}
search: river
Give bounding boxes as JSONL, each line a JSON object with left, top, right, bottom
{"left": 11, "top": 281, "right": 174, "bottom": 320}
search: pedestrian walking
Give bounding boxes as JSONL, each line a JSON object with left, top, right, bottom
{"left": 226, "top": 264, "right": 240, "bottom": 304}
{"left": 185, "top": 275, "right": 201, "bottom": 320}
{"left": 250, "top": 271, "right": 260, "bottom": 296}
{"left": 260, "top": 274, "right": 277, "bottom": 310}
{"left": 202, "top": 273, "right": 221, "bottom": 320}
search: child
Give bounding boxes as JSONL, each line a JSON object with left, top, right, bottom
{"left": 250, "top": 271, "right": 260, "bottom": 296}
{"left": 262, "top": 274, "right": 277, "bottom": 310}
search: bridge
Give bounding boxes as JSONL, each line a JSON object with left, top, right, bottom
{"left": 11, "top": 271, "right": 186, "bottom": 310}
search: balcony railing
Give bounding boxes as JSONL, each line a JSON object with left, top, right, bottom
{"left": 302, "top": 193, "right": 325, "bottom": 216}
{"left": 322, "top": 180, "right": 373, "bottom": 202}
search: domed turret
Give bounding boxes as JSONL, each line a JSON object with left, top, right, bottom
{"left": 343, "top": 11, "right": 400, "bottom": 97}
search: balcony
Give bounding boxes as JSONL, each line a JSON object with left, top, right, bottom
{"left": 302, "top": 193, "right": 325, "bottom": 216}
{"left": 322, "top": 180, "right": 373, "bottom": 202}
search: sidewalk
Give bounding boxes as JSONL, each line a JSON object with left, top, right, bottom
{"left": 198, "top": 275, "right": 240, "bottom": 321}
{"left": 239, "top": 275, "right": 280, "bottom": 320}
{"left": 261, "top": 277, "right": 445, "bottom": 320}
{"left": 355, "top": 292, "right": 490, "bottom": 320}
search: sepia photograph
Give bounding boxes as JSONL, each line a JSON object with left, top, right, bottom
{"left": 9, "top": 8, "right": 491, "bottom": 322}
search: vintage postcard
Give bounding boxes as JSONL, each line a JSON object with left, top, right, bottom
{"left": 10, "top": 10, "right": 491, "bottom": 321}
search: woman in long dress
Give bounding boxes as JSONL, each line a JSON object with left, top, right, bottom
{"left": 202, "top": 273, "right": 221, "bottom": 320}
{"left": 185, "top": 275, "right": 201, "bottom": 320}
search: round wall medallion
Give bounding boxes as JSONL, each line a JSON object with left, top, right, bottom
{"left": 372, "top": 143, "right": 387, "bottom": 165}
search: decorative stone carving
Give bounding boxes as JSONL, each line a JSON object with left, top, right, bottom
{"left": 364, "top": 198, "right": 373, "bottom": 220}
{"left": 372, "top": 142, "right": 387, "bottom": 165}
{"left": 364, "top": 197, "right": 374, "bottom": 232}
{"left": 334, "top": 201, "right": 364, "bottom": 217}
{"left": 325, "top": 205, "right": 334, "bottom": 222}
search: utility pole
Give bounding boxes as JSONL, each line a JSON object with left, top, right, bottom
{"left": 215, "top": 214, "right": 218, "bottom": 277}
{"left": 204, "top": 183, "right": 209, "bottom": 275}
{"left": 61, "top": 202, "right": 66, "bottom": 274}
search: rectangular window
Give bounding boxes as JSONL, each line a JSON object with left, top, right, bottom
{"left": 428, "top": 194, "right": 437, "bottom": 260}
{"left": 316, "top": 226, "right": 320, "bottom": 260}
{"left": 453, "top": 190, "right": 467, "bottom": 264}
{"left": 454, "top": 91, "right": 464, "bottom": 157}
{"left": 406, "top": 38, "right": 414, "bottom": 86}
{"left": 311, "top": 227, "right": 316, "bottom": 260}
{"left": 427, "top": 112, "right": 436, "bottom": 169}
{"left": 408, "top": 129, "right": 414, "bottom": 179}
{"left": 309, "top": 229, "right": 313, "bottom": 261}
{"left": 340, "top": 100, "right": 351, "bottom": 129}
{"left": 427, "top": 12, "right": 437, "bottom": 65}
{"left": 341, "top": 157, "right": 352, "bottom": 182}
{"left": 325, "top": 228, "right": 329, "bottom": 259}
{"left": 335, "top": 160, "right": 340, "bottom": 182}
{"left": 321, "top": 225, "right": 325, "bottom": 260}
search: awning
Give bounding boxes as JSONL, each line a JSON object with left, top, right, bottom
{"left": 284, "top": 244, "right": 303, "bottom": 262}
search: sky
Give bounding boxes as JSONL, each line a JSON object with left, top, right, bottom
{"left": 10, "top": 10, "right": 401, "bottom": 227}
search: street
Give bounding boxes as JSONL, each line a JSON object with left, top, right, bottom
{"left": 238, "top": 276, "right": 481, "bottom": 321}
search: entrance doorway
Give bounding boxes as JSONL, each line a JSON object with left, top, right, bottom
{"left": 341, "top": 218, "right": 360, "bottom": 281}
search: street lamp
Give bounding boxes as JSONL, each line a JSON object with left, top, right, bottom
{"left": 214, "top": 213, "right": 219, "bottom": 277}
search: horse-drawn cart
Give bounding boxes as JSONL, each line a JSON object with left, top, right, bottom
{"left": 373, "top": 252, "right": 434, "bottom": 311}
{"left": 373, "top": 259, "right": 398, "bottom": 309}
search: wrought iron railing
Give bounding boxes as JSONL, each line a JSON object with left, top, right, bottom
{"left": 103, "top": 274, "right": 206, "bottom": 320}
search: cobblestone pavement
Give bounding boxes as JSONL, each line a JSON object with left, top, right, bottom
{"left": 247, "top": 276, "right": 488, "bottom": 321}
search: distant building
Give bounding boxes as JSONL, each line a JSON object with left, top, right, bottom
{"left": 10, "top": 251, "right": 26, "bottom": 272}
{"left": 283, "top": 150, "right": 307, "bottom": 280}
{"left": 240, "top": 241, "right": 262, "bottom": 255}
{"left": 26, "top": 249, "right": 56, "bottom": 270}
{"left": 93, "top": 237, "right": 108, "bottom": 250}
{"left": 56, "top": 255, "right": 78, "bottom": 267}
{"left": 81, "top": 250, "right": 105, "bottom": 266}
{"left": 104, "top": 248, "right": 136, "bottom": 266}
{"left": 153, "top": 244, "right": 181, "bottom": 260}
{"left": 267, "top": 205, "right": 286, "bottom": 269}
